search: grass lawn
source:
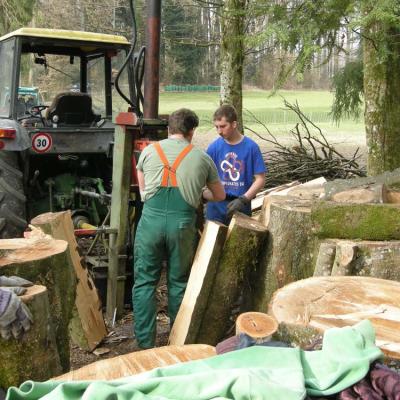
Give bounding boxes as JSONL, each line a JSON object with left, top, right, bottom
{"left": 159, "top": 89, "right": 365, "bottom": 138}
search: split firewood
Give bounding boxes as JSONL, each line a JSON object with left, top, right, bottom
{"left": 269, "top": 276, "right": 400, "bottom": 359}
{"left": 0, "top": 285, "right": 62, "bottom": 388}
{"left": 0, "top": 230, "right": 75, "bottom": 371}
{"left": 331, "top": 241, "right": 357, "bottom": 276}
{"left": 313, "top": 242, "right": 336, "bottom": 277}
{"left": 31, "top": 211, "right": 107, "bottom": 351}
{"left": 54, "top": 344, "right": 216, "bottom": 381}
{"left": 196, "top": 213, "right": 268, "bottom": 345}
{"left": 313, "top": 239, "right": 400, "bottom": 282}
{"left": 169, "top": 221, "right": 228, "bottom": 345}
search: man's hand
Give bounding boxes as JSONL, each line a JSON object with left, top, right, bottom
{"left": 226, "top": 195, "right": 250, "bottom": 218}
{"left": 0, "top": 288, "right": 33, "bottom": 340}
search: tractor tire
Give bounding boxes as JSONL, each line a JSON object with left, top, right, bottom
{"left": 0, "top": 151, "right": 27, "bottom": 238}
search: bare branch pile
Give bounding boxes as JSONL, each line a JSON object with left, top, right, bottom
{"left": 245, "top": 100, "right": 366, "bottom": 188}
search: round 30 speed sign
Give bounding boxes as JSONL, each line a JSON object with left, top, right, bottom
{"left": 32, "top": 132, "right": 52, "bottom": 153}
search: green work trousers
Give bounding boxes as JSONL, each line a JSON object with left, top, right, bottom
{"left": 133, "top": 187, "right": 197, "bottom": 349}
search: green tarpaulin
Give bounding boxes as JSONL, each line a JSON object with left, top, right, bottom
{"left": 6, "top": 320, "right": 382, "bottom": 400}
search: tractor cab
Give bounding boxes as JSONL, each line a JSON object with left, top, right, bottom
{"left": 0, "top": 27, "right": 132, "bottom": 152}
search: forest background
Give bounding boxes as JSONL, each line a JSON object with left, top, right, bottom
{"left": 0, "top": 0, "right": 358, "bottom": 96}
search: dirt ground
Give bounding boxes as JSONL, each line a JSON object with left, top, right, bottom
{"left": 70, "top": 279, "right": 170, "bottom": 370}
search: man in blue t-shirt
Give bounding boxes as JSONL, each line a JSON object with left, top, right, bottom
{"left": 204, "top": 104, "right": 266, "bottom": 225}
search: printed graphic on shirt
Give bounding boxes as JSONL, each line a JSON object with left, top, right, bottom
{"left": 221, "top": 152, "right": 244, "bottom": 183}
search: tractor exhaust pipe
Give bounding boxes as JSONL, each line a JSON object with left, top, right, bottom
{"left": 144, "top": 0, "right": 161, "bottom": 119}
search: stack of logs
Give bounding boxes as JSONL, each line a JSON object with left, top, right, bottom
{"left": 0, "top": 211, "right": 107, "bottom": 388}
{"left": 170, "top": 168, "right": 400, "bottom": 361}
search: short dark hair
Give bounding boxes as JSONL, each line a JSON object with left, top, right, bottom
{"left": 213, "top": 104, "right": 237, "bottom": 123}
{"left": 168, "top": 108, "right": 199, "bottom": 137}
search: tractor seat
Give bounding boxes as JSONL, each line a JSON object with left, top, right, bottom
{"left": 45, "top": 92, "right": 101, "bottom": 126}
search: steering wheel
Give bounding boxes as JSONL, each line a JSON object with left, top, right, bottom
{"left": 29, "top": 105, "right": 48, "bottom": 116}
{"left": 18, "top": 105, "right": 48, "bottom": 125}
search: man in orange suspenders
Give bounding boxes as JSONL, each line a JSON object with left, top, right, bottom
{"left": 134, "top": 108, "right": 225, "bottom": 349}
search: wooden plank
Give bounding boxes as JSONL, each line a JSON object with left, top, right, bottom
{"left": 169, "top": 221, "right": 228, "bottom": 345}
{"left": 53, "top": 344, "right": 216, "bottom": 381}
{"left": 107, "top": 123, "right": 133, "bottom": 318}
{"left": 31, "top": 211, "right": 107, "bottom": 351}
{"left": 270, "top": 276, "right": 400, "bottom": 359}
{"left": 251, "top": 181, "right": 301, "bottom": 211}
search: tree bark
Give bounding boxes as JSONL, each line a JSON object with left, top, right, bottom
{"left": 311, "top": 201, "right": 400, "bottom": 241}
{"left": 0, "top": 233, "right": 75, "bottom": 371}
{"left": 196, "top": 213, "right": 267, "bottom": 345}
{"left": 269, "top": 276, "right": 400, "bottom": 359}
{"left": 0, "top": 285, "right": 62, "bottom": 389}
{"left": 363, "top": 2, "right": 400, "bottom": 175}
{"left": 220, "top": 0, "right": 247, "bottom": 131}
{"left": 252, "top": 199, "right": 319, "bottom": 312}
{"left": 31, "top": 211, "right": 107, "bottom": 351}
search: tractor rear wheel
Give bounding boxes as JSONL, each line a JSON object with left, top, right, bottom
{"left": 0, "top": 151, "right": 27, "bottom": 238}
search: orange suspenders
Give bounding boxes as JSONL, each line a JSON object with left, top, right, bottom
{"left": 153, "top": 142, "right": 194, "bottom": 187}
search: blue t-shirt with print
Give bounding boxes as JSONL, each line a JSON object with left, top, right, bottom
{"left": 206, "top": 136, "right": 266, "bottom": 224}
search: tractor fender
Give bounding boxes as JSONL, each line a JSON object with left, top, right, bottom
{"left": 0, "top": 119, "right": 30, "bottom": 151}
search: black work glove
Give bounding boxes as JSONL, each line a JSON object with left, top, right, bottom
{"left": 0, "top": 287, "right": 33, "bottom": 340}
{"left": 226, "top": 195, "right": 250, "bottom": 218}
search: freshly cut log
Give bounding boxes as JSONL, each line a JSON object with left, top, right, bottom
{"left": 235, "top": 312, "right": 278, "bottom": 341}
{"left": 169, "top": 221, "right": 228, "bottom": 345}
{"left": 313, "top": 239, "right": 400, "bottom": 281}
{"left": 31, "top": 211, "right": 107, "bottom": 351}
{"left": 386, "top": 190, "right": 400, "bottom": 203}
{"left": 0, "top": 285, "right": 62, "bottom": 388}
{"left": 54, "top": 344, "right": 216, "bottom": 381}
{"left": 0, "top": 230, "right": 75, "bottom": 371}
{"left": 323, "top": 167, "right": 400, "bottom": 199}
{"left": 196, "top": 213, "right": 268, "bottom": 345}
{"left": 269, "top": 276, "right": 400, "bottom": 359}
{"left": 312, "top": 201, "right": 400, "bottom": 240}
{"left": 253, "top": 199, "right": 318, "bottom": 312}
{"left": 329, "top": 184, "right": 387, "bottom": 204}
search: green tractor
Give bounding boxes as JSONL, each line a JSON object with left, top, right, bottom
{"left": 0, "top": 27, "right": 139, "bottom": 238}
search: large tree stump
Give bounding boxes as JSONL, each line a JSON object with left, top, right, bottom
{"left": 169, "top": 221, "right": 228, "bottom": 345}
{"left": 313, "top": 239, "right": 400, "bottom": 281}
{"left": 54, "top": 344, "right": 216, "bottom": 381}
{"left": 31, "top": 211, "right": 107, "bottom": 351}
{"left": 269, "top": 276, "right": 400, "bottom": 359}
{"left": 0, "top": 233, "right": 75, "bottom": 371}
{"left": 0, "top": 285, "right": 62, "bottom": 389}
{"left": 196, "top": 213, "right": 268, "bottom": 345}
{"left": 252, "top": 199, "right": 319, "bottom": 312}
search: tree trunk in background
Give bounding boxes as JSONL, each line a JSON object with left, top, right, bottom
{"left": 363, "top": 3, "right": 400, "bottom": 175}
{"left": 220, "top": 0, "right": 247, "bottom": 131}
